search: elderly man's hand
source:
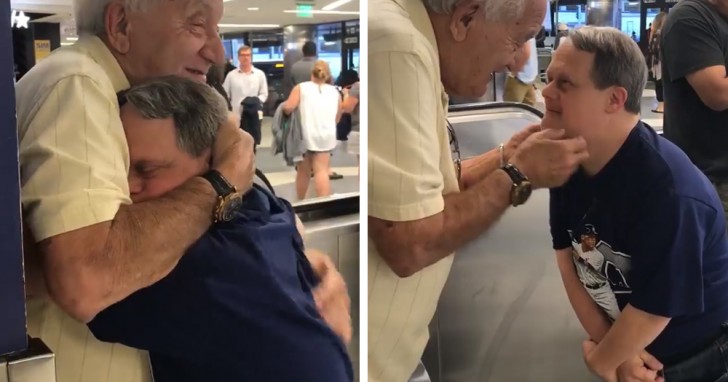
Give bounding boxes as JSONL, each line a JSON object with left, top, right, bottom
{"left": 509, "top": 128, "right": 589, "bottom": 189}
{"left": 504, "top": 124, "right": 542, "bottom": 162}
{"left": 616, "top": 351, "right": 664, "bottom": 382}
{"left": 211, "top": 113, "right": 255, "bottom": 193}
{"left": 307, "top": 249, "right": 352, "bottom": 344}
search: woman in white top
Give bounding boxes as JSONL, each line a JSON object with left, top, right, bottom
{"left": 284, "top": 60, "right": 342, "bottom": 199}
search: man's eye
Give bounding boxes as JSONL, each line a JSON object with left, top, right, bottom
{"left": 137, "top": 167, "right": 158, "bottom": 178}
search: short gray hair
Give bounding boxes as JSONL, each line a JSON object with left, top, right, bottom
{"left": 422, "top": 0, "right": 527, "bottom": 22}
{"left": 74, "top": 0, "right": 162, "bottom": 36}
{"left": 122, "top": 76, "right": 228, "bottom": 157}
{"left": 567, "top": 26, "right": 647, "bottom": 114}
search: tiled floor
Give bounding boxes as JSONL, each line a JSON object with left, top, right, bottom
{"left": 255, "top": 118, "right": 361, "bottom": 202}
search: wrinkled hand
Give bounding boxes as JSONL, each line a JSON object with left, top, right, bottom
{"left": 582, "top": 340, "right": 618, "bottom": 382}
{"left": 504, "top": 124, "right": 542, "bottom": 162}
{"left": 616, "top": 351, "right": 664, "bottom": 382}
{"left": 509, "top": 128, "right": 588, "bottom": 189}
{"left": 211, "top": 113, "right": 255, "bottom": 193}
{"left": 307, "top": 249, "right": 352, "bottom": 344}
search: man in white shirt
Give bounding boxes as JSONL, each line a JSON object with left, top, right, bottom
{"left": 223, "top": 45, "right": 269, "bottom": 117}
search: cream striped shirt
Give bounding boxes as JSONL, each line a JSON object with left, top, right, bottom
{"left": 368, "top": 0, "right": 460, "bottom": 380}
{"left": 16, "top": 36, "right": 151, "bottom": 382}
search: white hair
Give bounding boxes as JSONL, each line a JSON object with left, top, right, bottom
{"left": 422, "top": 0, "right": 527, "bottom": 21}
{"left": 74, "top": 0, "right": 161, "bottom": 36}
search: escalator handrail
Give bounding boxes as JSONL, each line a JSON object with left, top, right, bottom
{"left": 448, "top": 101, "right": 544, "bottom": 119}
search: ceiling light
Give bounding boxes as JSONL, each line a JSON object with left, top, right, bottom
{"left": 66, "top": 36, "right": 78, "bottom": 41}
{"left": 218, "top": 23, "right": 279, "bottom": 28}
{"left": 223, "top": 0, "right": 234, "bottom": 2}
{"left": 61, "top": 42, "right": 73, "bottom": 46}
{"left": 322, "top": 0, "right": 352, "bottom": 11}
{"left": 283, "top": 10, "right": 359, "bottom": 15}
{"left": 248, "top": 7, "right": 259, "bottom": 10}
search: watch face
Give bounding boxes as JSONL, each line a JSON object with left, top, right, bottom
{"left": 512, "top": 182, "right": 533, "bottom": 206}
{"left": 221, "top": 194, "right": 243, "bottom": 222}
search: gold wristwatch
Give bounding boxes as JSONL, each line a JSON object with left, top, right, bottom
{"left": 200, "top": 169, "right": 243, "bottom": 223}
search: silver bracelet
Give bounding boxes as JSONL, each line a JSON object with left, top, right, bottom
{"left": 498, "top": 143, "right": 505, "bottom": 168}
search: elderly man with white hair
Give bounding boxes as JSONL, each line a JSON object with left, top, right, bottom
{"left": 368, "top": 0, "right": 590, "bottom": 381}
{"left": 15, "top": 1, "right": 350, "bottom": 381}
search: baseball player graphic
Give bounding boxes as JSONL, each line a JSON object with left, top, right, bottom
{"left": 572, "top": 225, "right": 621, "bottom": 321}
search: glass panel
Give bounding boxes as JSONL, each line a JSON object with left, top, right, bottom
{"left": 555, "top": 5, "right": 587, "bottom": 28}
{"left": 316, "top": 23, "right": 343, "bottom": 81}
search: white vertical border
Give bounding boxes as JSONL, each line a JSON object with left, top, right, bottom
{"left": 358, "top": 0, "right": 369, "bottom": 380}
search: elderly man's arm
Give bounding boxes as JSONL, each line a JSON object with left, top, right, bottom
{"left": 459, "top": 125, "right": 542, "bottom": 190}
{"left": 368, "top": 49, "right": 587, "bottom": 277}
{"left": 22, "top": 76, "right": 254, "bottom": 323}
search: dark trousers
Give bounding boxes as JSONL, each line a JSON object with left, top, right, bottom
{"left": 662, "top": 322, "right": 728, "bottom": 381}
{"left": 655, "top": 79, "right": 664, "bottom": 102}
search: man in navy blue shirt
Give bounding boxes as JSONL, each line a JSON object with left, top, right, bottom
{"left": 86, "top": 76, "right": 353, "bottom": 381}
{"left": 545, "top": 27, "right": 728, "bottom": 381}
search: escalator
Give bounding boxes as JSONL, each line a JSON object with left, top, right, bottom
{"left": 421, "top": 102, "right": 600, "bottom": 382}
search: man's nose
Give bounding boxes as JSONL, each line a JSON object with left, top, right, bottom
{"left": 542, "top": 80, "right": 555, "bottom": 100}
{"left": 201, "top": 34, "right": 226, "bottom": 65}
{"left": 128, "top": 175, "right": 143, "bottom": 195}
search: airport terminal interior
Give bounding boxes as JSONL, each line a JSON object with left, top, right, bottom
{"left": 2, "top": 0, "right": 360, "bottom": 380}
{"left": 0, "top": 0, "right": 690, "bottom": 380}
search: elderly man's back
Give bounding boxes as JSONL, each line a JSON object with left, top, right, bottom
{"left": 16, "top": 36, "right": 150, "bottom": 382}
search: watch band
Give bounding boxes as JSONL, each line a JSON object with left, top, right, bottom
{"left": 501, "top": 163, "right": 528, "bottom": 184}
{"left": 201, "top": 170, "right": 235, "bottom": 197}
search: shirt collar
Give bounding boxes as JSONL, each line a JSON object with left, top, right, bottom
{"left": 75, "top": 35, "right": 130, "bottom": 93}
{"left": 585, "top": 121, "right": 644, "bottom": 191}
{"left": 393, "top": 0, "right": 439, "bottom": 56}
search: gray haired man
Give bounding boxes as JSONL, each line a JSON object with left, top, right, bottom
{"left": 368, "top": 0, "right": 589, "bottom": 381}
{"left": 15, "top": 0, "right": 349, "bottom": 381}
{"left": 87, "top": 75, "right": 352, "bottom": 382}
{"left": 546, "top": 26, "right": 728, "bottom": 382}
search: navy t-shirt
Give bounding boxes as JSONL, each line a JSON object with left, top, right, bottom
{"left": 549, "top": 122, "right": 728, "bottom": 361}
{"left": 88, "top": 185, "right": 353, "bottom": 382}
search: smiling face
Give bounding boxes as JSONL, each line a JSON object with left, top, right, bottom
{"left": 581, "top": 234, "right": 597, "bottom": 251}
{"left": 121, "top": 103, "right": 210, "bottom": 203}
{"left": 438, "top": 0, "right": 547, "bottom": 97}
{"left": 122, "top": 0, "right": 225, "bottom": 83}
{"left": 540, "top": 39, "right": 612, "bottom": 139}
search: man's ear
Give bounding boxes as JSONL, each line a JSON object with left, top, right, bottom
{"left": 449, "top": 0, "right": 481, "bottom": 42}
{"left": 606, "top": 87, "right": 629, "bottom": 114}
{"left": 105, "top": 0, "right": 132, "bottom": 54}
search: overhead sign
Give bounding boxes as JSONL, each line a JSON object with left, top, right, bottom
{"left": 10, "top": 10, "right": 29, "bottom": 29}
{"left": 295, "top": 4, "right": 313, "bottom": 17}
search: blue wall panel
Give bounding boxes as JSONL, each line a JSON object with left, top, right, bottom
{"left": 0, "top": 0, "right": 29, "bottom": 356}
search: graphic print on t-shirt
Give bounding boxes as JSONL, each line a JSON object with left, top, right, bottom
{"left": 568, "top": 224, "right": 632, "bottom": 321}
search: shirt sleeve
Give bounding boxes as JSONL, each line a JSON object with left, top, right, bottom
{"left": 223, "top": 72, "right": 232, "bottom": 100}
{"left": 549, "top": 187, "right": 572, "bottom": 250}
{"left": 367, "top": 50, "right": 445, "bottom": 222}
{"left": 662, "top": 12, "right": 725, "bottom": 81}
{"left": 19, "top": 75, "right": 131, "bottom": 241}
{"left": 258, "top": 70, "right": 269, "bottom": 103}
{"left": 627, "top": 191, "right": 713, "bottom": 317}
